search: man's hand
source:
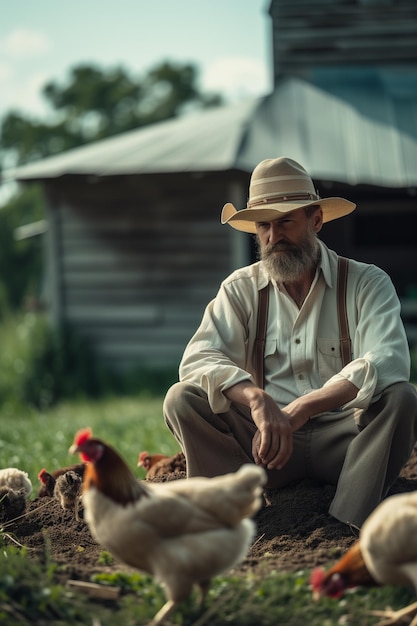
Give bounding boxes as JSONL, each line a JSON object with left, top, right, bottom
{"left": 224, "top": 378, "right": 359, "bottom": 471}
{"left": 224, "top": 381, "right": 297, "bottom": 470}
{"left": 249, "top": 391, "right": 293, "bottom": 470}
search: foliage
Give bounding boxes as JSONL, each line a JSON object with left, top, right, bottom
{"left": 0, "top": 394, "right": 172, "bottom": 482}
{"left": 0, "top": 313, "right": 106, "bottom": 410}
{"left": 0, "top": 186, "right": 44, "bottom": 316}
{"left": 0, "top": 61, "right": 223, "bottom": 170}
{"left": 0, "top": 541, "right": 415, "bottom": 624}
{"left": 0, "top": 312, "right": 178, "bottom": 410}
{"left": 0, "top": 539, "right": 90, "bottom": 624}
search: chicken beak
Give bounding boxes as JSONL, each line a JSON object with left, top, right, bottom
{"left": 69, "top": 444, "right": 79, "bottom": 455}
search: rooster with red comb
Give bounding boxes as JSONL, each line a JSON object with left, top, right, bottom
{"left": 70, "top": 427, "right": 266, "bottom": 625}
{"left": 311, "top": 489, "right": 417, "bottom": 625}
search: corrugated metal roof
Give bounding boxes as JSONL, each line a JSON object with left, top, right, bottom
{"left": 236, "top": 70, "right": 417, "bottom": 187}
{"left": 3, "top": 72, "right": 417, "bottom": 188}
{"left": 2, "top": 98, "right": 260, "bottom": 180}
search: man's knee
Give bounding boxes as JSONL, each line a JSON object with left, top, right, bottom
{"left": 358, "top": 381, "right": 417, "bottom": 430}
{"left": 384, "top": 381, "right": 417, "bottom": 414}
{"left": 163, "top": 381, "right": 206, "bottom": 420}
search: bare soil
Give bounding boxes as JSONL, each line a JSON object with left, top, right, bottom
{"left": 4, "top": 447, "right": 417, "bottom": 585}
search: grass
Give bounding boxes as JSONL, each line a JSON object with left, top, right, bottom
{"left": 0, "top": 394, "right": 178, "bottom": 483}
{"left": 0, "top": 394, "right": 416, "bottom": 625}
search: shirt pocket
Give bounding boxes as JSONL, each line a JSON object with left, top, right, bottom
{"left": 317, "top": 337, "right": 342, "bottom": 383}
{"left": 263, "top": 338, "right": 280, "bottom": 373}
{"left": 264, "top": 338, "right": 279, "bottom": 357}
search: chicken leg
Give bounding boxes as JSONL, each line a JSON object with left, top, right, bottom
{"left": 368, "top": 600, "right": 417, "bottom": 626}
{"left": 149, "top": 599, "right": 177, "bottom": 626}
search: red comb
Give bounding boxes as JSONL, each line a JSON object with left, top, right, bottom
{"left": 138, "top": 451, "right": 149, "bottom": 461}
{"left": 310, "top": 567, "right": 325, "bottom": 590}
{"left": 74, "top": 427, "right": 93, "bottom": 446}
{"left": 38, "top": 468, "right": 48, "bottom": 480}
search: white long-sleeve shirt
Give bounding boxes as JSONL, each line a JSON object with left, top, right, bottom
{"left": 179, "top": 240, "right": 410, "bottom": 416}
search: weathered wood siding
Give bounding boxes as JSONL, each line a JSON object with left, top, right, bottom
{"left": 44, "top": 172, "right": 248, "bottom": 371}
{"left": 269, "top": 0, "right": 417, "bottom": 80}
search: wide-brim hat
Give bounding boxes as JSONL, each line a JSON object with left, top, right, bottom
{"left": 221, "top": 157, "right": 356, "bottom": 234}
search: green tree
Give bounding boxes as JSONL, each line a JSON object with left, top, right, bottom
{"left": 0, "top": 185, "right": 44, "bottom": 314}
{"left": 0, "top": 61, "right": 223, "bottom": 169}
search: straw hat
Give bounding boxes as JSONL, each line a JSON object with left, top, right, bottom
{"left": 221, "top": 157, "right": 356, "bottom": 233}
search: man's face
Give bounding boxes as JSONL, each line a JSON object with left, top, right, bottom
{"left": 255, "top": 207, "right": 322, "bottom": 282}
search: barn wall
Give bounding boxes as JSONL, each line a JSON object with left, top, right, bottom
{"left": 45, "top": 172, "right": 247, "bottom": 371}
{"left": 269, "top": 0, "right": 417, "bottom": 81}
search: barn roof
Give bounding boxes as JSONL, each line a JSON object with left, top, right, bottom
{"left": 3, "top": 71, "right": 417, "bottom": 188}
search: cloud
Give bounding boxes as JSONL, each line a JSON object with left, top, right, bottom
{"left": 0, "top": 69, "right": 50, "bottom": 117}
{"left": 202, "top": 56, "right": 270, "bottom": 102}
{"left": 3, "top": 28, "right": 51, "bottom": 57}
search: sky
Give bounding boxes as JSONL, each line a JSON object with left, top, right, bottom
{"left": 0, "top": 0, "right": 273, "bottom": 121}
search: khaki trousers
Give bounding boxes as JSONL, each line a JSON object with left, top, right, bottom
{"left": 163, "top": 381, "right": 417, "bottom": 528}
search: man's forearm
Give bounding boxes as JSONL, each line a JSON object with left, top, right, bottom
{"left": 285, "top": 379, "right": 359, "bottom": 428}
{"left": 224, "top": 380, "right": 265, "bottom": 408}
{"left": 225, "top": 378, "right": 359, "bottom": 432}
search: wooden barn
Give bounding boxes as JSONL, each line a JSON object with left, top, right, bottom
{"left": 4, "top": 0, "right": 417, "bottom": 372}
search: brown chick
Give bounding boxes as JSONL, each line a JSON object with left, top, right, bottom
{"left": 71, "top": 427, "right": 266, "bottom": 626}
{"left": 37, "top": 463, "right": 86, "bottom": 497}
{"left": 53, "top": 470, "right": 83, "bottom": 521}
{"left": 137, "top": 451, "right": 186, "bottom": 479}
{"left": 311, "top": 491, "right": 417, "bottom": 626}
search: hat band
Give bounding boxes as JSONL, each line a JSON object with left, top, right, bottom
{"left": 247, "top": 191, "right": 319, "bottom": 209}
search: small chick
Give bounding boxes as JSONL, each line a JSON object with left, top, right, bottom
{"left": 37, "top": 463, "right": 86, "bottom": 497}
{"left": 0, "top": 468, "right": 32, "bottom": 498}
{"left": 53, "top": 470, "right": 82, "bottom": 521}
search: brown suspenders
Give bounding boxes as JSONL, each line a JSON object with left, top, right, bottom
{"left": 254, "top": 256, "right": 352, "bottom": 389}
{"left": 337, "top": 256, "right": 352, "bottom": 369}
{"left": 254, "top": 284, "right": 269, "bottom": 388}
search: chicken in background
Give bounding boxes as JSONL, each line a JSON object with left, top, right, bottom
{"left": 137, "top": 450, "right": 186, "bottom": 479}
{"left": 70, "top": 427, "right": 266, "bottom": 626}
{"left": 53, "top": 470, "right": 83, "bottom": 521}
{"left": 0, "top": 467, "right": 32, "bottom": 498}
{"left": 37, "top": 463, "right": 86, "bottom": 497}
{"left": 311, "top": 490, "right": 417, "bottom": 625}
{"left": 0, "top": 487, "right": 27, "bottom": 523}
{"left": 37, "top": 468, "right": 56, "bottom": 497}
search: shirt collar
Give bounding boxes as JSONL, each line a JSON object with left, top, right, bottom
{"left": 317, "top": 240, "right": 333, "bottom": 288}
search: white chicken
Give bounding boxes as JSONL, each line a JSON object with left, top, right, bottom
{"left": 311, "top": 490, "right": 417, "bottom": 626}
{"left": 0, "top": 467, "right": 32, "bottom": 497}
{"left": 70, "top": 427, "right": 266, "bottom": 626}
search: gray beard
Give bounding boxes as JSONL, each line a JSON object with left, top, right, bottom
{"left": 258, "top": 233, "right": 320, "bottom": 283}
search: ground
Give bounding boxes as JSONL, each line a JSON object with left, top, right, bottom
{"left": 4, "top": 447, "right": 417, "bottom": 585}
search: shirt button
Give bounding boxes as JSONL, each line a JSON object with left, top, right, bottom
{"left": 295, "top": 338, "right": 301, "bottom": 344}
{"left": 298, "top": 374, "right": 304, "bottom": 380}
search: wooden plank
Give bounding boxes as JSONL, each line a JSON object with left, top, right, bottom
{"left": 66, "top": 580, "right": 120, "bottom": 600}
